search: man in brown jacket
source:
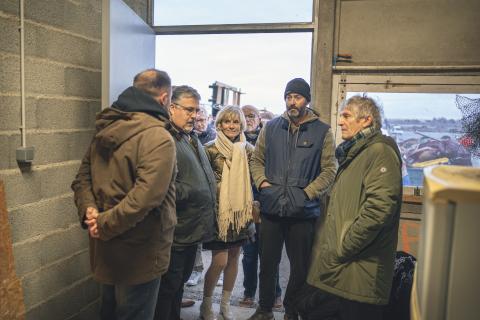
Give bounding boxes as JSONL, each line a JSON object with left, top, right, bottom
{"left": 71, "top": 69, "right": 177, "bottom": 320}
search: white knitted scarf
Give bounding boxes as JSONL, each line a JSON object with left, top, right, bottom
{"left": 214, "top": 130, "right": 253, "bottom": 241}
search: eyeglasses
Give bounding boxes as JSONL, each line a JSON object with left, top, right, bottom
{"left": 172, "top": 102, "right": 200, "bottom": 116}
{"left": 244, "top": 114, "right": 258, "bottom": 119}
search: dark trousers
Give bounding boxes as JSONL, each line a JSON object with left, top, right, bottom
{"left": 100, "top": 278, "right": 160, "bottom": 320}
{"left": 258, "top": 216, "right": 316, "bottom": 315}
{"left": 338, "top": 297, "right": 383, "bottom": 320}
{"left": 154, "top": 245, "right": 197, "bottom": 320}
{"left": 242, "top": 223, "right": 282, "bottom": 299}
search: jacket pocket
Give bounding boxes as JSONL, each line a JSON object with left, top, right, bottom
{"left": 259, "top": 184, "right": 282, "bottom": 214}
{"left": 285, "top": 186, "right": 307, "bottom": 217}
{"left": 337, "top": 220, "right": 353, "bottom": 262}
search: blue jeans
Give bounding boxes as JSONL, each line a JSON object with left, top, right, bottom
{"left": 242, "top": 223, "right": 282, "bottom": 299}
{"left": 100, "top": 278, "right": 160, "bottom": 320}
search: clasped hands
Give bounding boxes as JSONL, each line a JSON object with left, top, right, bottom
{"left": 85, "top": 207, "right": 100, "bottom": 239}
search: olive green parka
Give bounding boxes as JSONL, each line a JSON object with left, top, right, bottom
{"left": 307, "top": 131, "right": 402, "bottom": 305}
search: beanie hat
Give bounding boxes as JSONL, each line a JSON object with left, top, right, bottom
{"left": 284, "top": 78, "right": 311, "bottom": 102}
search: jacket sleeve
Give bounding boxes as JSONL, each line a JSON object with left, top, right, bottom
{"left": 71, "top": 142, "right": 98, "bottom": 228}
{"left": 96, "top": 129, "right": 176, "bottom": 241}
{"left": 339, "top": 143, "right": 402, "bottom": 260}
{"left": 250, "top": 126, "right": 268, "bottom": 189}
{"left": 304, "top": 128, "right": 337, "bottom": 200}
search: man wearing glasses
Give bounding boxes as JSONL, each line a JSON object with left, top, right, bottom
{"left": 249, "top": 78, "right": 337, "bottom": 320}
{"left": 194, "top": 106, "right": 216, "bottom": 145}
{"left": 154, "top": 86, "right": 217, "bottom": 320}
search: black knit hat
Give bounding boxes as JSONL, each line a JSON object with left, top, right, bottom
{"left": 284, "top": 78, "right": 311, "bottom": 102}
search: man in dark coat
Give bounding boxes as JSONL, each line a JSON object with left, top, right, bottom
{"left": 71, "top": 69, "right": 177, "bottom": 320}
{"left": 239, "top": 104, "right": 283, "bottom": 309}
{"left": 154, "top": 86, "right": 217, "bottom": 320}
{"left": 248, "top": 78, "right": 337, "bottom": 320}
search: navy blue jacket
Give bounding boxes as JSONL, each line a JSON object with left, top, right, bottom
{"left": 258, "top": 115, "right": 330, "bottom": 218}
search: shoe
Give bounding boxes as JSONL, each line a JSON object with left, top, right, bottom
{"left": 181, "top": 298, "right": 195, "bottom": 308}
{"left": 199, "top": 296, "right": 215, "bottom": 320}
{"left": 187, "top": 271, "right": 203, "bottom": 286}
{"left": 273, "top": 296, "right": 282, "bottom": 309}
{"left": 218, "top": 290, "right": 234, "bottom": 320}
{"left": 247, "top": 307, "right": 274, "bottom": 320}
{"left": 239, "top": 296, "right": 255, "bottom": 308}
{"left": 216, "top": 274, "right": 223, "bottom": 286}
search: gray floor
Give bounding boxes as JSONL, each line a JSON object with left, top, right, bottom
{"left": 181, "top": 246, "right": 289, "bottom": 320}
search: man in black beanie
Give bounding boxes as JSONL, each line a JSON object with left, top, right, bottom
{"left": 248, "top": 78, "right": 337, "bottom": 320}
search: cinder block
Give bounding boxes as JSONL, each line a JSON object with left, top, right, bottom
{"left": 0, "top": 168, "right": 42, "bottom": 208}
{"left": 25, "top": 276, "right": 99, "bottom": 320}
{"left": 0, "top": 16, "right": 20, "bottom": 55}
{"left": 0, "top": 54, "right": 20, "bottom": 93}
{"left": 22, "top": 249, "right": 91, "bottom": 307}
{"left": 0, "top": 0, "right": 19, "bottom": 15}
{"left": 0, "top": 135, "right": 14, "bottom": 170}
{"left": 13, "top": 224, "right": 89, "bottom": 277}
{"left": 25, "top": 130, "right": 95, "bottom": 166}
{"left": 64, "top": 67, "right": 101, "bottom": 98}
{"left": 0, "top": 96, "right": 37, "bottom": 131}
{"left": 25, "top": 0, "right": 101, "bottom": 40}
{"left": 68, "top": 300, "right": 100, "bottom": 320}
{"left": 8, "top": 195, "right": 78, "bottom": 243}
{"left": 25, "top": 22, "right": 101, "bottom": 69}
{"left": 39, "top": 162, "right": 82, "bottom": 200}
{"left": 88, "top": 101, "right": 101, "bottom": 124}
{"left": 35, "top": 98, "right": 99, "bottom": 130}
{"left": 81, "top": 0, "right": 102, "bottom": 14}
{"left": 25, "top": 58, "right": 65, "bottom": 96}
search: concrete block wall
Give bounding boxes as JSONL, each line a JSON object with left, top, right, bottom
{"left": 0, "top": 0, "right": 146, "bottom": 319}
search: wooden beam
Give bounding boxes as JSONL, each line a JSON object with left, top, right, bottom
{"left": 0, "top": 181, "right": 25, "bottom": 319}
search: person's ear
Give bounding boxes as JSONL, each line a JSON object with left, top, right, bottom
{"left": 158, "top": 91, "right": 170, "bottom": 106}
{"left": 362, "top": 116, "right": 373, "bottom": 128}
{"left": 168, "top": 103, "right": 175, "bottom": 116}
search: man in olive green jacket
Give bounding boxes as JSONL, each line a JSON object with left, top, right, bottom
{"left": 306, "top": 95, "right": 402, "bottom": 320}
{"left": 154, "top": 85, "right": 217, "bottom": 320}
{"left": 71, "top": 69, "right": 177, "bottom": 320}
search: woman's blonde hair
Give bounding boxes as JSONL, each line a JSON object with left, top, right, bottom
{"left": 215, "top": 105, "right": 247, "bottom": 132}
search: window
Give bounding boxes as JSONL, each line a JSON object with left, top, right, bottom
{"left": 156, "top": 33, "right": 312, "bottom": 115}
{"left": 332, "top": 75, "right": 480, "bottom": 187}
{"left": 153, "top": 0, "right": 313, "bottom": 26}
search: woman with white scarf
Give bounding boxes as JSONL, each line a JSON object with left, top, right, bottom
{"left": 200, "top": 106, "right": 256, "bottom": 320}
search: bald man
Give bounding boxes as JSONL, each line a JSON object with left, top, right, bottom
{"left": 72, "top": 69, "right": 177, "bottom": 320}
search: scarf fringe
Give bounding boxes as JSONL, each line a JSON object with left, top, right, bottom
{"left": 217, "top": 201, "right": 253, "bottom": 242}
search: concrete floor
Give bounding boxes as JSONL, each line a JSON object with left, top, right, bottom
{"left": 181, "top": 247, "right": 289, "bottom": 320}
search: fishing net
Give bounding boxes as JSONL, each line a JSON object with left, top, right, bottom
{"left": 456, "top": 95, "right": 480, "bottom": 153}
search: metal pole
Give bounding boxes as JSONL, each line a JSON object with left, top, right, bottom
{"left": 20, "top": 0, "right": 26, "bottom": 147}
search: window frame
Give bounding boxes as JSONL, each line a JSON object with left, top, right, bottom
{"left": 148, "top": 0, "right": 320, "bottom": 98}
{"left": 331, "top": 74, "right": 480, "bottom": 192}
{"left": 331, "top": 74, "right": 480, "bottom": 145}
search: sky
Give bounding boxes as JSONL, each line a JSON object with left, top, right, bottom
{"left": 155, "top": 33, "right": 312, "bottom": 115}
{"left": 153, "top": 1, "right": 480, "bottom": 120}
{"left": 348, "top": 93, "right": 480, "bottom": 120}
{"left": 153, "top": 0, "right": 313, "bottom": 26}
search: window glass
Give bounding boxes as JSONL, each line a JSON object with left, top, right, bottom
{"left": 346, "top": 92, "right": 480, "bottom": 186}
{"left": 154, "top": 0, "right": 313, "bottom": 26}
{"left": 156, "top": 33, "right": 312, "bottom": 116}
